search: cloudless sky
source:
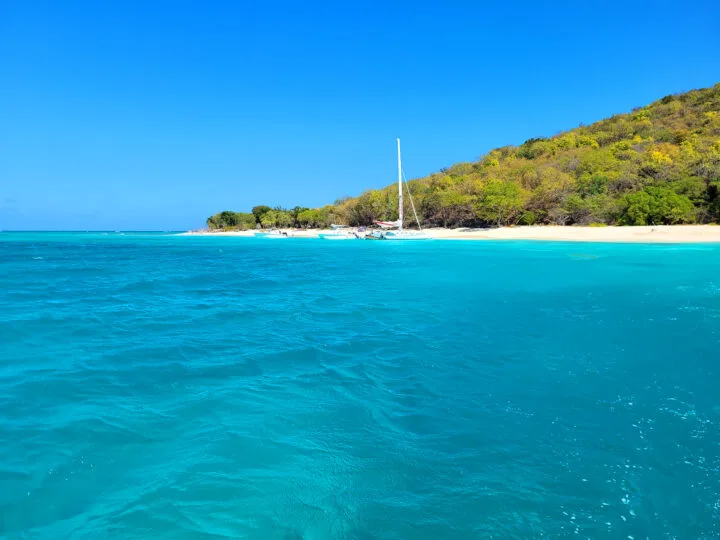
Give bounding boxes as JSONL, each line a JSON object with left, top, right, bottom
{"left": 1, "top": 0, "right": 718, "bottom": 230}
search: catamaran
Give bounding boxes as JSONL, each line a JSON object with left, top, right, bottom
{"left": 370, "top": 139, "right": 429, "bottom": 240}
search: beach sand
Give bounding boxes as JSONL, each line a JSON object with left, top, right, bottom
{"left": 183, "top": 225, "right": 720, "bottom": 243}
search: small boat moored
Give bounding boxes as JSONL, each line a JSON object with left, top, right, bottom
{"left": 319, "top": 224, "right": 358, "bottom": 240}
{"left": 379, "top": 230, "right": 429, "bottom": 240}
{"left": 255, "top": 230, "right": 290, "bottom": 238}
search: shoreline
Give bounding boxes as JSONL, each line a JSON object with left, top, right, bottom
{"left": 182, "top": 225, "right": 720, "bottom": 243}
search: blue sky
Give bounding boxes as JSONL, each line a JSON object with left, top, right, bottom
{"left": 1, "top": 0, "right": 718, "bottom": 230}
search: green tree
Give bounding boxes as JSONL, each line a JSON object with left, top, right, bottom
{"left": 219, "top": 211, "right": 239, "bottom": 227}
{"left": 297, "top": 209, "right": 321, "bottom": 227}
{"left": 565, "top": 194, "right": 617, "bottom": 225}
{"left": 527, "top": 167, "right": 575, "bottom": 223}
{"left": 621, "top": 187, "right": 695, "bottom": 225}
{"left": 260, "top": 209, "right": 293, "bottom": 228}
{"left": 252, "top": 205, "right": 272, "bottom": 225}
{"left": 289, "top": 206, "right": 309, "bottom": 227}
{"left": 275, "top": 210, "right": 293, "bottom": 227}
{"left": 622, "top": 191, "right": 653, "bottom": 225}
{"left": 346, "top": 189, "right": 397, "bottom": 226}
{"left": 235, "top": 212, "right": 257, "bottom": 229}
{"left": 206, "top": 214, "right": 221, "bottom": 229}
{"left": 206, "top": 211, "right": 257, "bottom": 230}
{"left": 421, "top": 189, "right": 476, "bottom": 227}
{"left": 476, "top": 180, "right": 528, "bottom": 226}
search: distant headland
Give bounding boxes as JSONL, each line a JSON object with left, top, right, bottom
{"left": 206, "top": 83, "right": 720, "bottom": 232}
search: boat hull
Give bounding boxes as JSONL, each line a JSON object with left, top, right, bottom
{"left": 319, "top": 234, "right": 357, "bottom": 240}
{"left": 367, "top": 231, "right": 430, "bottom": 240}
{"left": 383, "top": 234, "right": 430, "bottom": 241}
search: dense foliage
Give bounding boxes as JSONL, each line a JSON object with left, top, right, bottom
{"left": 206, "top": 205, "right": 345, "bottom": 230}
{"left": 208, "top": 83, "right": 720, "bottom": 229}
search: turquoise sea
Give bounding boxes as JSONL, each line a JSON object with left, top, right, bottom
{"left": 1, "top": 232, "right": 719, "bottom": 539}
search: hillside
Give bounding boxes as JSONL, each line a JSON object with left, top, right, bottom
{"left": 208, "top": 83, "right": 720, "bottom": 230}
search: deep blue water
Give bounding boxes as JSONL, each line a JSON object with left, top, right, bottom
{"left": 1, "top": 232, "right": 719, "bottom": 539}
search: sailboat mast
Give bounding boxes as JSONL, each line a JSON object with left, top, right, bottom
{"left": 397, "top": 138, "right": 403, "bottom": 232}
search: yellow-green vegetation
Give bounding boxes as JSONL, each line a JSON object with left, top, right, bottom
{"left": 208, "top": 83, "right": 720, "bottom": 229}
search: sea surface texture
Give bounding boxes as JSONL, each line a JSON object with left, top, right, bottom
{"left": 1, "top": 232, "right": 719, "bottom": 539}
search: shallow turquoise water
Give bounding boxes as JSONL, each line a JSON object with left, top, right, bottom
{"left": 1, "top": 232, "right": 719, "bottom": 538}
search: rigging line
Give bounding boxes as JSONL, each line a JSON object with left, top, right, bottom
{"left": 401, "top": 168, "right": 423, "bottom": 230}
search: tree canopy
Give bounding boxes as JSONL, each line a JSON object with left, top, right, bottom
{"left": 206, "top": 211, "right": 255, "bottom": 230}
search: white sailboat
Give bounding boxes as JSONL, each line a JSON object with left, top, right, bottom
{"left": 318, "top": 224, "right": 358, "bottom": 240}
{"left": 254, "top": 229, "right": 289, "bottom": 238}
{"left": 370, "top": 139, "right": 429, "bottom": 240}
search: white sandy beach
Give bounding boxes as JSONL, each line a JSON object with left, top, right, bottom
{"left": 425, "top": 225, "right": 720, "bottom": 243}
{"left": 184, "top": 225, "right": 720, "bottom": 243}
